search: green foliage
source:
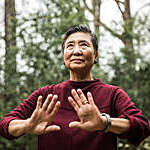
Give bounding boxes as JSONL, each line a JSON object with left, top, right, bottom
{"left": 108, "top": 14, "right": 150, "bottom": 118}
{"left": 135, "top": 62, "right": 150, "bottom": 117}
{"left": 100, "top": 4, "right": 150, "bottom": 149}
{"left": 16, "top": 0, "right": 88, "bottom": 92}
{"left": 0, "top": 0, "right": 149, "bottom": 149}
{"left": 0, "top": 0, "right": 88, "bottom": 149}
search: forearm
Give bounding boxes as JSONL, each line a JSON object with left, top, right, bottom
{"left": 108, "top": 118, "right": 130, "bottom": 134}
{"left": 8, "top": 119, "right": 29, "bottom": 137}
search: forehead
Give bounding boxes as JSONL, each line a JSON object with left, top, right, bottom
{"left": 65, "top": 32, "right": 92, "bottom": 44}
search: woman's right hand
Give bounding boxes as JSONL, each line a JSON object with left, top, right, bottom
{"left": 26, "top": 94, "right": 61, "bottom": 135}
{"left": 8, "top": 94, "right": 61, "bottom": 137}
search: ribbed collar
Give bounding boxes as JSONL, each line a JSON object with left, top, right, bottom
{"left": 65, "top": 78, "right": 102, "bottom": 89}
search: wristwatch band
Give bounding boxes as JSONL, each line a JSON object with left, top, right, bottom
{"left": 100, "top": 113, "right": 111, "bottom": 133}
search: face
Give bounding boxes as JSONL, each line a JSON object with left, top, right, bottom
{"left": 64, "top": 32, "right": 97, "bottom": 72}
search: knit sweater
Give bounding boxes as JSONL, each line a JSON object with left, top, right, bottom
{"left": 0, "top": 79, "right": 149, "bottom": 150}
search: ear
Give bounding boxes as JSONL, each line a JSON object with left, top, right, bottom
{"left": 95, "top": 51, "right": 98, "bottom": 58}
{"left": 94, "top": 51, "right": 99, "bottom": 64}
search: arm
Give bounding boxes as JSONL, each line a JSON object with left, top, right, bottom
{"left": 8, "top": 95, "right": 61, "bottom": 137}
{"left": 68, "top": 89, "right": 130, "bottom": 134}
{"left": 8, "top": 119, "right": 29, "bottom": 137}
{"left": 113, "top": 88, "right": 150, "bottom": 145}
{"left": 0, "top": 85, "right": 60, "bottom": 139}
{"left": 103, "top": 117, "right": 130, "bottom": 134}
{"left": 68, "top": 89, "right": 150, "bottom": 146}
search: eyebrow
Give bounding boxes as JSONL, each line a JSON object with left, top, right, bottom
{"left": 78, "top": 40, "right": 89, "bottom": 44}
{"left": 66, "top": 40, "right": 90, "bottom": 45}
{"left": 66, "top": 41, "right": 74, "bottom": 45}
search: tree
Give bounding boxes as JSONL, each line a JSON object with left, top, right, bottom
{"left": 16, "top": 0, "right": 88, "bottom": 93}
{"left": 83, "top": 0, "right": 150, "bottom": 149}
{"left": 83, "top": 0, "right": 101, "bottom": 34}
{"left": 4, "top": 0, "right": 19, "bottom": 103}
{"left": 0, "top": 0, "right": 88, "bottom": 149}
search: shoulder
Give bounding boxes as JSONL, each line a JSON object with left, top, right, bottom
{"left": 95, "top": 79, "right": 120, "bottom": 92}
{"left": 27, "top": 84, "right": 56, "bottom": 101}
{"left": 37, "top": 81, "right": 69, "bottom": 95}
{"left": 95, "top": 79, "right": 129, "bottom": 98}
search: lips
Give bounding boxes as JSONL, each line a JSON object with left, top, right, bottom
{"left": 71, "top": 58, "right": 84, "bottom": 62}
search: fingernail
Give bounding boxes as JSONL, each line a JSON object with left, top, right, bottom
{"left": 77, "top": 89, "right": 81, "bottom": 92}
{"left": 68, "top": 96, "right": 72, "bottom": 100}
{"left": 39, "top": 95, "right": 42, "bottom": 98}
{"left": 54, "top": 94, "right": 58, "bottom": 97}
{"left": 72, "top": 89, "right": 75, "bottom": 92}
{"left": 87, "top": 92, "right": 91, "bottom": 95}
{"left": 56, "top": 101, "right": 60, "bottom": 105}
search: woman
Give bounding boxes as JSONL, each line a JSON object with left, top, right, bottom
{"left": 0, "top": 25, "right": 149, "bottom": 150}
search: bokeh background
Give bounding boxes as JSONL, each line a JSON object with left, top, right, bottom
{"left": 0, "top": 0, "right": 150, "bottom": 149}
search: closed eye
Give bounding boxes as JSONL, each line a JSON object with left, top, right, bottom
{"left": 80, "top": 43, "right": 88, "bottom": 46}
{"left": 66, "top": 43, "right": 74, "bottom": 49}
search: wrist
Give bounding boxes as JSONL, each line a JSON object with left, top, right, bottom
{"left": 25, "top": 118, "right": 34, "bottom": 133}
{"left": 8, "top": 119, "right": 29, "bottom": 137}
{"left": 100, "top": 113, "right": 111, "bottom": 133}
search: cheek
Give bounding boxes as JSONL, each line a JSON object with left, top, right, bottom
{"left": 64, "top": 53, "right": 70, "bottom": 64}
{"left": 85, "top": 52, "right": 95, "bottom": 63}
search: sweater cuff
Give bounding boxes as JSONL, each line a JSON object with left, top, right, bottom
{"left": 0, "top": 117, "right": 19, "bottom": 140}
{"left": 117, "top": 113, "right": 149, "bottom": 146}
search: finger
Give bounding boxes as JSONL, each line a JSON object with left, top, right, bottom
{"left": 42, "top": 94, "right": 53, "bottom": 110}
{"left": 69, "top": 121, "right": 81, "bottom": 129}
{"left": 68, "top": 96, "right": 79, "bottom": 112}
{"left": 49, "top": 101, "right": 61, "bottom": 118}
{"left": 47, "top": 95, "right": 58, "bottom": 113}
{"left": 44, "top": 125, "right": 61, "bottom": 133}
{"left": 87, "top": 92, "right": 95, "bottom": 106}
{"left": 36, "top": 96, "right": 42, "bottom": 110}
{"left": 77, "top": 89, "right": 88, "bottom": 104}
{"left": 70, "top": 121, "right": 93, "bottom": 131}
{"left": 71, "top": 89, "right": 82, "bottom": 106}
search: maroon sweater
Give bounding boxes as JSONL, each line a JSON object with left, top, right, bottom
{"left": 0, "top": 79, "right": 149, "bottom": 150}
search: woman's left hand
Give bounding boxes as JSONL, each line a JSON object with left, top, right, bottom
{"left": 68, "top": 89, "right": 107, "bottom": 132}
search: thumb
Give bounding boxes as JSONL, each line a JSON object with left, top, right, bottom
{"left": 45, "top": 125, "right": 61, "bottom": 133}
{"left": 69, "top": 121, "right": 81, "bottom": 128}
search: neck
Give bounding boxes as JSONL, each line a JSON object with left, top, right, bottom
{"left": 69, "top": 70, "right": 93, "bottom": 81}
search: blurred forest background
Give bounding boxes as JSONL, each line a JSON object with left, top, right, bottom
{"left": 0, "top": 0, "right": 150, "bottom": 149}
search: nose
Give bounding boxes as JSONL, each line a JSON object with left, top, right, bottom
{"left": 72, "top": 45, "right": 82, "bottom": 55}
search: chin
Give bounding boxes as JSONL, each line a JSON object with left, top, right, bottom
{"left": 70, "top": 65, "right": 92, "bottom": 73}
{"left": 69, "top": 64, "right": 85, "bottom": 69}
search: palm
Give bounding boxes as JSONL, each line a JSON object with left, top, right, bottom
{"left": 78, "top": 105, "right": 95, "bottom": 121}
{"left": 68, "top": 89, "right": 106, "bottom": 131}
{"left": 31, "top": 122, "right": 48, "bottom": 135}
{"left": 27, "top": 94, "right": 61, "bottom": 135}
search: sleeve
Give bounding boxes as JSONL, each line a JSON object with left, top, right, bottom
{"left": 113, "top": 88, "right": 150, "bottom": 146}
{"left": 0, "top": 85, "right": 52, "bottom": 140}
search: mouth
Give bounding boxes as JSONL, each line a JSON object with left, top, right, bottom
{"left": 71, "top": 59, "right": 85, "bottom": 62}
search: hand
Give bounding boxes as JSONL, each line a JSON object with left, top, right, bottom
{"left": 68, "top": 89, "right": 107, "bottom": 132}
{"left": 26, "top": 94, "right": 61, "bottom": 135}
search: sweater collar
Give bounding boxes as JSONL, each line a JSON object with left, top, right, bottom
{"left": 66, "top": 78, "right": 101, "bottom": 88}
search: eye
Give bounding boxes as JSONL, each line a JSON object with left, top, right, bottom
{"left": 67, "top": 43, "right": 74, "bottom": 49}
{"left": 80, "top": 42, "right": 88, "bottom": 48}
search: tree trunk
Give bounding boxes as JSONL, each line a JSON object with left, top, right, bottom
{"left": 121, "top": 0, "right": 136, "bottom": 66}
{"left": 92, "top": 0, "right": 101, "bottom": 34}
{"left": 4, "top": 0, "right": 18, "bottom": 101}
{"left": 83, "top": 0, "right": 102, "bottom": 36}
{"left": 83, "top": 0, "right": 102, "bottom": 67}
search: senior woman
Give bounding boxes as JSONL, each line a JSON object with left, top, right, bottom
{"left": 0, "top": 24, "right": 149, "bottom": 150}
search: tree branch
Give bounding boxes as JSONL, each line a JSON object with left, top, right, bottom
{"left": 114, "top": 0, "right": 124, "bottom": 17}
{"left": 98, "top": 20, "right": 123, "bottom": 40}
{"left": 115, "top": 0, "right": 124, "bottom": 5}
{"left": 83, "top": 0, "right": 94, "bottom": 14}
{"left": 134, "top": 2, "right": 150, "bottom": 18}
